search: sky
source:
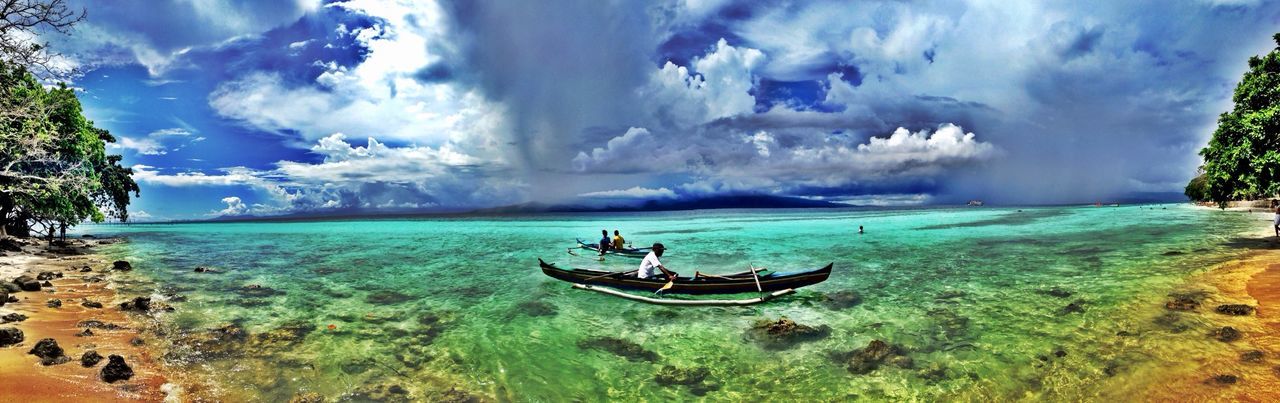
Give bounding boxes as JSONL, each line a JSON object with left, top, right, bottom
{"left": 40, "top": 0, "right": 1280, "bottom": 220}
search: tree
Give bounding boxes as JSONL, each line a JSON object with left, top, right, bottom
{"left": 0, "top": 1, "right": 135, "bottom": 238}
{"left": 1199, "top": 33, "right": 1280, "bottom": 208}
{"left": 1184, "top": 172, "right": 1208, "bottom": 202}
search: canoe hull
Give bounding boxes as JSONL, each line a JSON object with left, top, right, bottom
{"left": 538, "top": 259, "right": 832, "bottom": 295}
{"left": 576, "top": 239, "right": 650, "bottom": 258}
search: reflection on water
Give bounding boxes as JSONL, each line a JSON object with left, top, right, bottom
{"left": 84, "top": 204, "right": 1265, "bottom": 401}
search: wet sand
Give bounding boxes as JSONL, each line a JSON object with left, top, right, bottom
{"left": 0, "top": 241, "right": 168, "bottom": 402}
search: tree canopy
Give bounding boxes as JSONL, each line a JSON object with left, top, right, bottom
{"left": 1198, "top": 33, "right": 1280, "bottom": 207}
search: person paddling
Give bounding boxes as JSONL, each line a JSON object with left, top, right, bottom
{"left": 637, "top": 243, "right": 676, "bottom": 280}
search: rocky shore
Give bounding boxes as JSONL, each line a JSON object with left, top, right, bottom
{"left": 0, "top": 236, "right": 168, "bottom": 401}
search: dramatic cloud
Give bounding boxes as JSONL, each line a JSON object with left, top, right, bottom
{"left": 57, "top": 0, "right": 1280, "bottom": 218}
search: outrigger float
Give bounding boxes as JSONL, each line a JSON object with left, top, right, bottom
{"left": 537, "top": 258, "right": 833, "bottom": 306}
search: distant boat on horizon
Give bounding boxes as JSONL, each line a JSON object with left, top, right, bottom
{"left": 967, "top": 200, "right": 984, "bottom": 206}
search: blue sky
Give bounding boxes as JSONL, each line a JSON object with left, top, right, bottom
{"left": 44, "top": 0, "right": 1280, "bottom": 220}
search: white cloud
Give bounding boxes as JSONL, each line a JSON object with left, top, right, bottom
{"left": 148, "top": 128, "right": 192, "bottom": 136}
{"left": 216, "top": 196, "right": 248, "bottom": 216}
{"left": 639, "top": 39, "right": 764, "bottom": 127}
{"left": 578, "top": 186, "right": 677, "bottom": 199}
{"left": 110, "top": 137, "right": 167, "bottom": 155}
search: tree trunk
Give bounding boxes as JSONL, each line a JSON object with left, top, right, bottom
{"left": 59, "top": 222, "right": 66, "bottom": 241}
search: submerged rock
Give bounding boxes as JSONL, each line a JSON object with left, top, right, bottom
{"left": 1, "top": 313, "right": 27, "bottom": 323}
{"left": 1215, "top": 304, "right": 1255, "bottom": 316}
{"left": 844, "top": 340, "right": 911, "bottom": 375}
{"left": 28, "top": 338, "right": 69, "bottom": 365}
{"left": 366, "top": 290, "right": 414, "bottom": 304}
{"left": 120, "top": 296, "right": 151, "bottom": 311}
{"left": 82, "top": 300, "right": 103, "bottom": 309}
{"left": 78, "top": 320, "right": 123, "bottom": 330}
{"left": 1207, "top": 374, "right": 1238, "bottom": 385}
{"left": 81, "top": 350, "right": 103, "bottom": 367}
{"left": 654, "top": 365, "right": 719, "bottom": 395}
{"left": 0, "top": 290, "right": 6, "bottom": 307}
{"left": 0, "top": 327, "right": 23, "bottom": 346}
{"left": 1213, "top": 326, "right": 1242, "bottom": 342}
{"left": 823, "top": 290, "right": 864, "bottom": 309}
{"left": 745, "top": 317, "right": 832, "bottom": 350}
{"left": 46, "top": 298, "right": 61, "bottom": 308}
{"left": 35, "top": 271, "right": 62, "bottom": 281}
{"left": 288, "top": 392, "right": 325, "bottom": 403}
{"left": 1165, "top": 296, "right": 1200, "bottom": 311}
{"left": 112, "top": 260, "right": 132, "bottom": 271}
{"left": 1241, "top": 350, "right": 1265, "bottom": 363}
{"left": 1059, "top": 299, "right": 1086, "bottom": 314}
{"left": 1038, "top": 288, "right": 1073, "bottom": 298}
{"left": 101, "top": 355, "right": 134, "bottom": 383}
{"left": 76, "top": 328, "right": 93, "bottom": 337}
{"left": 1153, "top": 313, "right": 1192, "bottom": 333}
{"left": 577, "top": 337, "right": 659, "bottom": 362}
{"left": 515, "top": 300, "right": 558, "bottom": 317}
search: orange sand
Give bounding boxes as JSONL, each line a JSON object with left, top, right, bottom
{"left": 0, "top": 250, "right": 167, "bottom": 402}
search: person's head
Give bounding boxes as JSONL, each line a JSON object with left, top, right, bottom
{"left": 614, "top": 230, "right": 619, "bottom": 235}
{"left": 602, "top": 229, "right": 608, "bottom": 237}
{"left": 652, "top": 243, "right": 665, "bottom": 257}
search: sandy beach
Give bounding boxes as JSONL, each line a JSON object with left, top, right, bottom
{"left": 0, "top": 237, "right": 168, "bottom": 402}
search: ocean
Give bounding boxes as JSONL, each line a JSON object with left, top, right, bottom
{"left": 82, "top": 203, "right": 1265, "bottom": 401}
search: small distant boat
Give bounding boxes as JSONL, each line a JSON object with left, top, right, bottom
{"left": 573, "top": 239, "right": 651, "bottom": 258}
{"left": 538, "top": 258, "right": 833, "bottom": 295}
{"left": 967, "top": 200, "right": 984, "bottom": 206}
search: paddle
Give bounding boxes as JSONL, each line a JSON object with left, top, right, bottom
{"left": 749, "top": 263, "right": 763, "bottom": 299}
{"left": 655, "top": 266, "right": 677, "bottom": 295}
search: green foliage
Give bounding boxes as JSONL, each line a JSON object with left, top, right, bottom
{"left": 1199, "top": 34, "right": 1280, "bottom": 207}
{"left": 1184, "top": 173, "right": 1209, "bottom": 202}
{"left": 0, "top": 60, "right": 138, "bottom": 234}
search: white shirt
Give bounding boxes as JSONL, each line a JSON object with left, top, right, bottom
{"left": 638, "top": 251, "right": 663, "bottom": 279}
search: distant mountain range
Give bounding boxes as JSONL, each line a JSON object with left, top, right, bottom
{"left": 474, "top": 194, "right": 844, "bottom": 214}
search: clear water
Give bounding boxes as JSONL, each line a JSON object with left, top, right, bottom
{"left": 81, "top": 204, "right": 1263, "bottom": 401}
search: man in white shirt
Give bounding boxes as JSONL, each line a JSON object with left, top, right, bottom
{"left": 637, "top": 243, "right": 672, "bottom": 279}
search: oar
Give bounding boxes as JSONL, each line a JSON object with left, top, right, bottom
{"left": 655, "top": 266, "right": 677, "bottom": 295}
{"left": 583, "top": 269, "right": 638, "bottom": 282}
{"left": 749, "top": 263, "right": 763, "bottom": 299}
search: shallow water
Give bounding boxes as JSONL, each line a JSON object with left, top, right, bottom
{"left": 81, "top": 204, "right": 1265, "bottom": 401}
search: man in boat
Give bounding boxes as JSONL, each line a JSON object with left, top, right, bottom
{"left": 637, "top": 243, "right": 677, "bottom": 280}
{"left": 612, "top": 230, "right": 626, "bottom": 250}
{"left": 598, "top": 229, "right": 611, "bottom": 256}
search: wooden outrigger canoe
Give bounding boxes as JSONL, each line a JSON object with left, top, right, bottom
{"left": 537, "top": 258, "right": 833, "bottom": 295}
{"left": 572, "top": 239, "right": 651, "bottom": 258}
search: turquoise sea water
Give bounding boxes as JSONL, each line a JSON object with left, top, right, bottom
{"left": 82, "top": 204, "right": 1265, "bottom": 401}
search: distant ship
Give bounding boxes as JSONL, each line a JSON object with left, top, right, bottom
{"left": 967, "top": 200, "right": 984, "bottom": 206}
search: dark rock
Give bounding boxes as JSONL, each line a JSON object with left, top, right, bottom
{"left": 1213, "top": 326, "right": 1242, "bottom": 342}
{"left": 76, "top": 328, "right": 93, "bottom": 337}
{"left": 1053, "top": 349, "right": 1067, "bottom": 358}
{"left": 1038, "top": 288, "right": 1073, "bottom": 298}
{"left": 1208, "top": 374, "right": 1238, "bottom": 385}
{"left": 1241, "top": 350, "right": 1265, "bottom": 363}
{"left": 237, "top": 285, "right": 284, "bottom": 298}
{"left": 366, "top": 290, "right": 414, "bottom": 304}
{"left": 1153, "top": 313, "right": 1191, "bottom": 333}
{"left": 655, "top": 365, "right": 710, "bottom": 386}
{"left": 81, "top": 350, "right": 103, "bottom": 367}
{"left": 823, "top": 290, "right": 864, "bottom": 309}
{"left": 577, "top": 337, "right": 659, "bottom": 362}
{"left": 2, "top": 313, "right": 27, "bottom": 323}
{"left": 1215, "top": 304, "right": 1255, "bottom": 316}
{"left": 516, "top": 300, "right": 558, "bottom": 317}
{"left": 40, "top": 280, "right": 52, "bottom": 287}
{"left": 193, "top": 267, "right": 208, "bottom": 273}
{"left": 78, "top": 320, "right": 123, "bottom": 330}
{"left": 79, "top": 266, "right": 92, "bottom": 272}
{"left": 1, "top": 282, "right": 18, "bottom": 293}
{"left": 47, "top": 298, "right": 62, "bottom": 308}
{"left": 1060, "top": 299, "right": 1086, "bottom": 314}
{"left": 0, "top": 327, "right": 23, "bottom": 346}
{"left": 846, "top": 340, "right": 909, "bottom": 375}
{"left": 36, "top": 271, "right": 62, "bottom": 281}
{"left": 0, "top": 289, "right": 6, "bottom": 307}
{"left": 5, "top": 295, "right": 15, "bottom": 303}
{"left": 101, "top": 355, "right": 134, "bottom": 383}
{"left": 112, "top": 260, "right": 132, "bottom": 271}
{"left": 745, "top": 317, "right": 832, "bottom": 350}
{"left": 13, "top": 275, "right": 40, "bottom": 291}
{"left": 287, "top": 393, "right": 325, "bottom": 403}
{"left": 1165, "top": 296, "right": 1199, "bottom": 311}
{"left": 82, "top": 300, "right": 103, "bottom": 309}
{"left": 130, "top": 337, "right": 145, "bottom": 346}
{"left": 120, "top": 296, "right": 151, "bottom": 311}
{"left": 1162, "top": 250, "right": 1185, "bottom": 256}
{"left": 28, "top": 338, "right": 69, "bottom": 365}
